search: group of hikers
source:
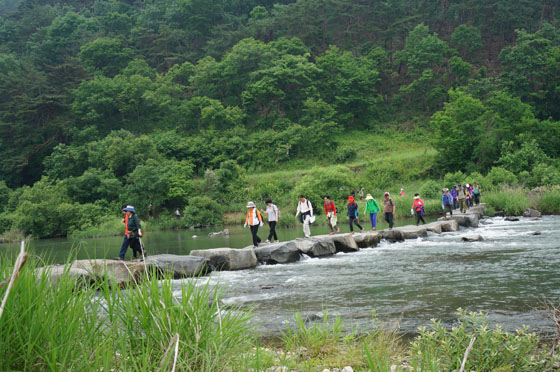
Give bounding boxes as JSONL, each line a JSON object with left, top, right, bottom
{"left": 245, "top": 182, "right": 482, "bottom": 248}
{"left": 117, "top": 182, "right": 483, "bottom": 257}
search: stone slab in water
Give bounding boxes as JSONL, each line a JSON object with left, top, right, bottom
{"left": 380, "top": 229, "right": 405, "bottom": 241}
{"left": 438, "top": 213, "right": 479, "bottom": 228}
{"left": 144, "top": 254, "right": 211, "bottom": 278}
{"left": 72, "top": 259, "right": 144, "bottom": 288}
{"left": 313, "top": 233, "right": 359, "bottom": 253}
{"left": 439, "top": 219, "right": 459, "bottom": 231}
{"left": 353, "top": 231, "right": 381, "bottom": 248}
{"left": 293, "top": 238, "right": 337, "bottom": 257}
{"left": 254, "top": 241, "right": 301, "bottom": 265}
{"left": 423, "top": 221, "right": 443, "bottom": 234}
{"left": 394, "top": 225, "right": 428, "bottom": 239}
{"left": 190, "top": 247, "right": 257, "bottom": 271}
{"left": 36, "top": 265, "right": 93, "bottom": 286}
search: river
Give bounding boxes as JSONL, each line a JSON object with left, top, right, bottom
{"left": 2, "top": 215, "right": 559, "bottom": 337}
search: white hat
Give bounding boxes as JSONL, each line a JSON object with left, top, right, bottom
{"left": 246, "top": 201, "right": 256, "bottom": 208}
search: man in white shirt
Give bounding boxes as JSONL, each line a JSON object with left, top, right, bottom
{"left": 295, "top": 195, "right": 313, "bottom": 238}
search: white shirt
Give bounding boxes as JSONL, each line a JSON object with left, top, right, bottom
{"left": 248, "top": 208, "right": 260, "bottom": 226}
{"left": 265, "top": 204, "right": 279, "bottom": 222}
{"left": 295, "top": 199, "right": 313, "bottom": 216}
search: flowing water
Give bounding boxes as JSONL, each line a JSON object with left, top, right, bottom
{"left": 2, "top": 215, "right": 560, "bottom": 337}
{"left": 182, "top": 216, "right": 560, "bottom": 336}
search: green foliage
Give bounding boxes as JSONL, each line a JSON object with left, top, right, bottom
{"left": 498, "top": 140, "right": 551, "bottom": 175}
{"left": 294, "top": 166, "right": 356, "bottom": 214}
{"left": 443, "top": 171, "right": 465, "bottom": 188}
{"left": 534, "top": 189, "right": 560, "bottom": 214}
{"left": 418, "top": 179, "right": 441, "bottom": 199}
{"left": 483, "top": 189, "right": 529, "bottom": 215}
{"left": 451, "top": 24, "right": 483, "bottom": 60}
{"left": 183, "top": 196, "right": 223, "bottom": 227}
{"left": 485, "top": 167, "right": 519, "bottom": 191}
{"left": 78, "top": 37, "right": 133, "bottom": 77}
{"left": 411, "top": 309, "right": 542, "bottom": 371}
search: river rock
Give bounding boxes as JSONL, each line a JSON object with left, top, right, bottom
{"left": 523, "top": 208, "right": 542, "bottom": 218}
{"left": 394, "top": 225, "right": 428, "bottom": 239}
{"left": 190, "top": 247, "right": 257, "bottom": 271}
{"left": 293, "top": 238, "right": 336, "bottom": 257}
{"left": 495, "top": 211, "right": 505, "bottom": 217}
{"left": 254, "top": 241, "right": 301, "bottom": 264}
{"left": 144, "top": 254, "right": 211, "bottom": 278}
{"left": 71, "top": 259, "right": 145, "bottom": 288}
{"left": 423, "top": 221, "right": 443, "bottom": 234}
{"left": 505, "top": 217, "right": 520, "bottom": 222}
{"left": 468, "top": 205, "right": 486, "bottom": 218}
{"left": 531, "top": 231, "right": 542, "bottom": 236}
{"left": 36, "top": 265, "right": 93, "bottom": 286}
{"left": 192, "top": 235, "right": 198, "bottom": 239}
{"left": 208, "top": 229, "right": 230, "bottom": 238}
{"left": 439, "top": 219, "right": 459, "bottom": 232}
{"left": 461, "top": 234, "right": 484, "bottom": 242}
{"left": 353, "top": 231, "right": 381, "bottom": 248}
{"left": 380, "top": 229, "right": 404, "bottom": 241}
{"left": 314, "top": 233, "right": 359, "bottom": 253}
{"left": 438, "top": 214, "right": 478, "bottom": 228}
{"left": 341, "top": 367, "right": 354, "bottom": 372}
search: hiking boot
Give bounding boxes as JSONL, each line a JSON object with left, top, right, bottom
{"left": 360, "top": 229, "right": 364, "bottom": 233}
{"left": 115, "top": 257, "right": 124, "bottom": 261}
{"left": 274, "top": 240, "right": 279, "bottom": 243}
{"left": 336, "top": 227, "right": 340, "bottom": 232}
{"left": 265, "top": 240, "right": 270, "bottom": 243}
{"left": 329, "top": 232, "right": 335, "bottom": 235}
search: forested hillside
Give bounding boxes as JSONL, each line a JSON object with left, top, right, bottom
{"left": 1, "top": 0, "right": 559, "bottom": 237}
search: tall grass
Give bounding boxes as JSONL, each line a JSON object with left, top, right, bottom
{"left": 483, "top": 188, "right": 530, "bottom": 216}
{"left": 534, "top": 188, "right": 560, "bottom": 214}
{"left": 0, "top": 254, "right": 255, "bottom": 372}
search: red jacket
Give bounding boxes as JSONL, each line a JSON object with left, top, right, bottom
{"left": 324, "top": 200, "right": 336, "bottom": 216}
{"left": 412, "top": 199, "right": 424, "bottom": 212}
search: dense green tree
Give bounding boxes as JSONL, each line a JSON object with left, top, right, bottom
{"left": 450, "top": 24, "right": 483, "bottom": 60}
{"left": 78, "top": 37, "right": 133, "bottom": 77}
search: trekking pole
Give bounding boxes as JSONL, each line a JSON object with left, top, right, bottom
{"left": 139, "top": 237, "right": 147, "bottom": 261}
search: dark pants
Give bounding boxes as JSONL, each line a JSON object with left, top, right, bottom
{"left": 415, "top": 211, "right": 426, "bottom": 225}
{"left": 444, "top": 204, "right": 453, "bottom": 216}
{"left": 384, "top": 212, "right": 394, "bottom": 228}
{"left": 474, "top": 194, "right": 480, "bottom": 205}
{"left": 118, "top": 235, "right": 131, "bottom": 259}
{"left": 267, "top": 221, "right": 278, "bottom": 241}
{"left": 453, "top": 199, "right": 458, "bottom": 210}
{"left": 466, "top": 197, "right": 472, "bottom": 208}
{"left": 348, "top": 216, "right": 363, "bottom": 232}
{"left": 130, "top": 237, "right": 142, "bottom": 258}
{"left": 250, "top": 225, "right": 261, "bottom": 247}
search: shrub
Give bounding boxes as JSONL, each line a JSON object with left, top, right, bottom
{"left": 485, "top": 167, "right": 518, "bottom": 191}
{"left": 535, "top": 189, "right": 560, "bottom": 214}
{"left": 418, "top": 179, "right": 442, "bottom": 199}
{"left": 443, "top": 171, "right": 465, "bottom": 188}
{"left": 410, "top": 309, "right": 542, "bottom": 372}
{"left": 483, "top": 189, "right": 528, "bottom": 216}
{"left": 184, "top": 196, "right": 223, "bottom": 226}
{"left": 334, "top": 145, "right": 357, "bottom": 163}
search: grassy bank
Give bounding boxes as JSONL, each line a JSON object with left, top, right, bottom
{"left": 2, "top": 253, "right": 560, "bottom": 371}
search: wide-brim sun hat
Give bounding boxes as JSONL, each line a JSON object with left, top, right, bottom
{"left": 246, "top": 201, "right": 256, "bottom": 208}
{"left": 347, "top": 195, "right": 354, "bottom": 201}
{"left": 384, "top": 192, "right": 390, "bottom": 196}
{"left": 123, "top": 206, "right": 136, "bottom": 213}
{"left": 365, "top": 194, "right": 373, "bottom": 200}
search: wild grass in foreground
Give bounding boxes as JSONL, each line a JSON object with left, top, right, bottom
{"left": 2, "top": 252, "right": 560, "bottom": 371}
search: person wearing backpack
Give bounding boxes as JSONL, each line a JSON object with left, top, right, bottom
{"left": 260, "top": 198, "right": 279, "bottom": 243}
{"left": 473, "top": 182, "right": 482, "bottom": 205}
{"left": 295, "top": 195, "right": 314, "bottom": 238}
{"left": 457, "top": 183, "right": 467, "bottom": 213}
{"left": 244, "top": 201, "right": 263, "bottom": 247}
{"left": 323, "top": 195, "right": 340, "bottom": 235}
{"left": 363, "top": 193, "right": 381, "bottom": 231}
{"left": 442, "top": 188, "right": 453, "bottom": 217}
{"left": 120, "top": 205, "right": 144, "bottom": 260}
{"left": 411, "top": 193, "right": 426, "bottom": 226}
{"left": 383, "top": 192, "right": 396, "bottom": 229}
{"left": 347, "top": 195, "right": 364, "bottom": 233}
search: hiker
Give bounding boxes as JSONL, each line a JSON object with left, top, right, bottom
{"left": 117, "top": 204, "right": 131, "bottom": 260}
{"left": 363, "top": 193, "right": 381, "bottom": 231}
{"left": 148, "top": 201, "right": 153, "bottom": 217}
{"left": 465, "top": 184, "right": 472, "bottom": 208}
{"left": 244, "top": 201, "right": 263, "bottom": 247}
{"left": 383, "top": 192, "right": 396, "bottom": 229}
{"left": 347, "top": 195, "right": 364, "bottom": 233}
{"left": 260, "top": 198, "right": 279, "bottom": 243}
{"left": 451, "top": 185, "right": 459, "bottom": 210}
{"left": 457, "top": 183, "right": 467, "bottom": 213}
{"left": 120, "top": 205, "right": 144, "bottom": 260}
{"left": 442, "top": 188, "right": 453, "bottom": 217}
{"left": 323, "top": 195, "right": 340, "bottom": 235}
{"left": 400, "top": 188, "right": 405, "bottom": 198}
{"left": 358, "top": 187, "right": 365, "bottom": 200}
{"left": 473, "top": 182, "right": 482, "bottom": 205}
{"left": 411, "top": 194, "right": 426, "bottom": 226}
{"left": 175, "top": 208, "right": 181, "bottom": 219}
{"left": 295, "top": 195, "right": 314, "bottom": 238}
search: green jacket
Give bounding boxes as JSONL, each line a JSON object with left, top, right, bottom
{"left": 364, "top": 199, "right": 381, "bottom": 214}
{"left": 127, "top": 214, "right": 142, "bottom": 238}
